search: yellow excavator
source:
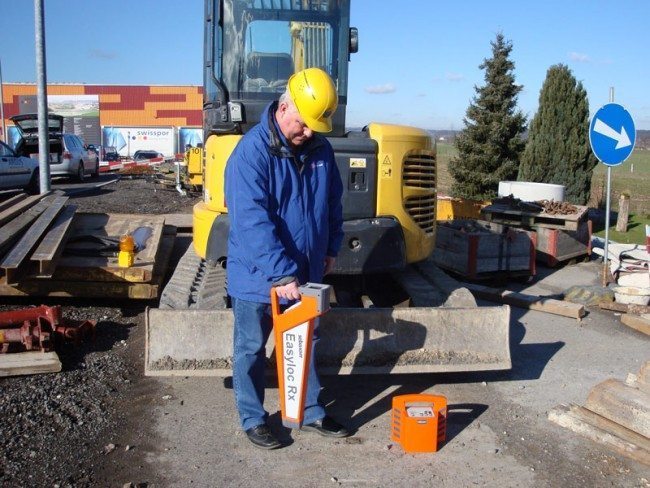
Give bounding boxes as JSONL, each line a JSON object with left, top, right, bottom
{"left": 145, "top": 0, "right": 511, "bottom": 376}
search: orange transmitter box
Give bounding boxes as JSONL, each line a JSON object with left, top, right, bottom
{"left": 391, "top": 394, "right": 447, "bottom": 453}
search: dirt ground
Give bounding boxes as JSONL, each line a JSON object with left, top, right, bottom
{"left": 1, "top": 176, "right": 649, "bottom": 488}
{"left": 0, "top": 176, "right": 200, "bottom": 487}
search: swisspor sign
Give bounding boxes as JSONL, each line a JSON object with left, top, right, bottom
{"left": 589, "top": 103, "right": 636, "bottom": 166}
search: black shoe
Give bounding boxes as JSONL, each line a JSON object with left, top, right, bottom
{"left": 301, "top": 416, "right": 350, "bottom": 438}
{"left": 245, "top": 424, "right": 281, "bottom": 450}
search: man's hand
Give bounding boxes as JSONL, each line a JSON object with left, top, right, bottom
{"left": 324, "top": 256, "right": 336, "bottom": 276}
{"left": 274, "top": 279, "right": 301, "bottom": 300}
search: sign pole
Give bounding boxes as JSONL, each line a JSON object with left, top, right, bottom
{"left": 602, "top": 165, "right": 612, "bottom": 286}
{"left": 601, "top": 87, "right": 615, "bottom": 287}
{"left": 0, "top": 58, "right": 6, "bottom": 143}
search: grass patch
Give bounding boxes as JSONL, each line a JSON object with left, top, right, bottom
{"left": 591, "top": 150, "right": 650, "bottom": 214}
{"left": 593, "top": 213, "right": 650, "bottom": 245}
{"left": 436, "top": 142, "right": 456, "bottom": 196}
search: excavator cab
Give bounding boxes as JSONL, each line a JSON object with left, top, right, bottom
{"left": 203, "top": 0, "right": 355, "bottom": 136}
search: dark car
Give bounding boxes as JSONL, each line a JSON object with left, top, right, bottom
{"left": 133, "top": 150, "right": 164, "bottom": 161}
{"left": 105, "top": 148, "right": 119, "bottom": 162}
{"left": 10, "top": 114, "right": 98, "bottom": 182}
{"left": 86, "top": 144, "right": 100, "bottom": 164}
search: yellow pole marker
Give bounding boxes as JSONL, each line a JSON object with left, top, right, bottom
{"left": 118, "top": 234, "right": 135, "bottom": 268}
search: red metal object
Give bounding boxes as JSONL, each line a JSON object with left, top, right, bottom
{"left": 0, "top": 305, "right": 61, "bottom": 328}
{"left": 0, "top": 305, "right": 96, "bottom": 353}
{"left": 52, "top": 318, "right": 96, "bottom": 345}
{"left": 0, "top": 317, "right": 52, "bottom": 353}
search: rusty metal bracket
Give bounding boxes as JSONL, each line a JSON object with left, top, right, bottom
{"left": 0, "top": 305, "right": 96, "bottom": 353}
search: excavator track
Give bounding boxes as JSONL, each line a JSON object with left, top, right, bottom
{"left": 159, "top": 246, "right": 228, "bottom": 310}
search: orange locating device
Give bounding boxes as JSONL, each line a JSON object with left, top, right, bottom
{"left": 391, "top": 393, "right": 447, "bottom": 453}
{"left": 271, "top": 283, "right": 331, "bottom": 429}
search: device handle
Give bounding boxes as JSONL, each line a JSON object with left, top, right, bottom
{"left": 270, "top": 283, "right": 331, "bottom": 331}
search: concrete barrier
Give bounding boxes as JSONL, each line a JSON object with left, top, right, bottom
{"left": 145, "top": 305, "right": 512, "bottom": 376}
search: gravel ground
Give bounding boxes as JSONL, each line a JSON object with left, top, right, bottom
{"left": 0, "top": 177, "right": 200, "bottom": 487}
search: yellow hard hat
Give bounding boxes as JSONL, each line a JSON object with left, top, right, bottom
{"left": 288, "top": 68, "right": 338, "bottom": 133}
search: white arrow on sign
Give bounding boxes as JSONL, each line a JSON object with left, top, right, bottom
{"left": 593, "top": 118, "right": 632, "bottom": 149}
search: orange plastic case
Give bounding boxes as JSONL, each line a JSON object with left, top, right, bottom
{"left": 391, "top": 394, "right": 447, "bottom": 453}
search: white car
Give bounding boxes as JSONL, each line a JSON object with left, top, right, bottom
{"left": 11, "top": 114, "right": 98, "bottom": 182}
{"left": 0, "top": 140, "right": 39, "bottom": 193}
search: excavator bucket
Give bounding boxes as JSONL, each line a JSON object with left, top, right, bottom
{"left": 146, "top": 249, "right": 511, "bottom": 376}
{"left": 145, "top": 305, "right": 511, "bottom": 376}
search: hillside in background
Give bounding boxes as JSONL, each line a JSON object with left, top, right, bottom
{"left": 636, "top": 130, "right": 650, "bottom": 149}
{"left": 430, "top": 130, "right": 650, "bottom": 150}
{"left": 348, "top": 129, "right": 649, "bottom": 150}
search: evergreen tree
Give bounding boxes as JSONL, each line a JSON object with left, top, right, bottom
{"left": 518, "top": 64, "right": 597, "bottom": 204}
{"left": 450, "top": 33, "right": 527, "bottom": 200}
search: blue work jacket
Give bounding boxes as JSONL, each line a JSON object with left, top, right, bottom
{"left": 225, "top": 102, "right": 344, "bottom": 303}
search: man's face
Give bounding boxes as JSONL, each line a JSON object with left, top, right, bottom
{"left": 276, "top": 101, "right": 313, "bottom": 147}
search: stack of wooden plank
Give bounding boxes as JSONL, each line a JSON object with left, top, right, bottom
{"left": 0, "top": 192, "right": 175, "bottom": 299}
{"left": 549, "top": 361, "right": 650, "bottom": 465}
{"left": 480, "top": 202, "right": 591, "bottom": 266}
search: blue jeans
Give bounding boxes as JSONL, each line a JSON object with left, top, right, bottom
{"left": 232, "top": 297, "right": 325, "bottom": 431}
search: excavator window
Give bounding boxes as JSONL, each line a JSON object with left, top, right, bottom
{"left": 212, "top": 0, "right": 344, "bottom": 102}
{"left": 242, "top": 19, "right": 333, "bottom": 94}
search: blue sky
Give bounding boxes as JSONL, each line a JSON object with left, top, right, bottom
{"left": 1, "top": 0, "right": 649, "bottom": 130}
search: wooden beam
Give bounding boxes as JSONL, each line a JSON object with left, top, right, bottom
{"left": 465, "top": 283, "right": 586, "bottom": 319}
{"left": 0, "top": 195, "right": 56, "bottom": 255}
{"left": 1, "top": 197, "right": 68, "bottom": 284}
{"left": 0, "top": 232, "right": 175, "bottom": 300}
{"left": 585, "top": 378, "right": 650, "bottom": 438}
{"left": 0, "top": 192, "right": 50, "bottom": 226}
{"left": 0, "top": 193, "right": 28, "bottom": 213}
{"left": 615, "top": 194, "right": 630, "bottom": 232}
{"left": 0, "top": 351, "right": 62, "bottom": 377}
{"left": 620, "top": 314, "right": 650, "bottom": 336}
{"left": 549, "top": 403, "right": 650, "bottom": 466}
{"left": 0, "top": 278, "right": 161, "bottom": 300}
{"left": 31, "top": 204, "right": 78, "bottom": 277}
{"left": 599, "top": 301, "right": 650, "bottom": 315}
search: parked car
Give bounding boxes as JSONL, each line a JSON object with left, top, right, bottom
{"left": 105, "top": 149, "right": 119, "bottom": 162}
{"left": 0, "top": 140, "right": 40, "bottom": 193}
{"left": 10, "top": 114, "right": 98, "bottom": 182}
{"left": 86, "top": 144, "right": 100, "bottom": 164}
{"left": 96, "top": 145, "right": 120, "bottom": 162}
{"left": 133, "top": 150, "right": 164, "bottom": 161}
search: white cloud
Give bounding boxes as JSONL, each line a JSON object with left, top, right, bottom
{"left": 568, "top": 51, "right": 590, "bottom": 63}
{"left": 364, "top": 83, "right": 396, "bottom": 94}
{"left": 445, "top": 72, "right": 464, "bottom": 82}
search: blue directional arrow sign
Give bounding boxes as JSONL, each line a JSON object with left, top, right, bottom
{"left": 589, "top": 103, "right": 636, "bottom": 166}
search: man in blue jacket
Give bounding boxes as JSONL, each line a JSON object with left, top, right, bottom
{"left": 225, "top": 68, "right": 347, "bottom": 449}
